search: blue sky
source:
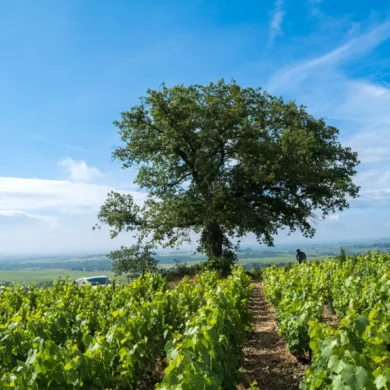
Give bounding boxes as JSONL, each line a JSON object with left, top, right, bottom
{"left": 1, "top": 0, "right": 390, "bottom": 254}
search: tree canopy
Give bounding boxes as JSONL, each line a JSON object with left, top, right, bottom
{"left": 108, "top": 244, "right": 158, "bottom": 278}
{"left": 96, "top": 80, "right": 359, "bottom": 262}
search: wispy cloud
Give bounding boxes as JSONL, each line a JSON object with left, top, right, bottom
{"left": 58, "top": 158, "right": 101, "bottom": 182}
{"left": 269, "top": 0, "right": 285, "bottom": 43}
{"left": 307, "top": 0, "right": 324, "bottom": 17}
{"left": 268, "top": 20, "right": 390, "bottom": 91}
{"left": 265, "top": 20, "right": 390, "bottom": 136}
{"left": 266, "top": 19, "right": 390, "bottom": 214}
{"left": 62, "top": 144, "right": 89, "bottom": 153}
{"left": 347, "top": 22, "right": 361, "bottom": 36}
{"left": 32, "top": 133, "right": 45, "bottom": 141}
{"left": 0, "top": 210, "right": 59, "bottom": 227}
{"left": 32, "top": 134, "right": 88, "bottom": 153}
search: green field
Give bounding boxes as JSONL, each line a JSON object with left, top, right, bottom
{"left": 0, "top": 270, "right": 129, "bottom": 284}
{"left": 0, "top": 255, "right": 328, "bottom": 285}
{"left": 157, "top": 256, "right": 293, "bottom": 269}
{"left": 0, "top": 242, "right": 380, "bottom": 285}
{"left": 160, "top": 255, "right": 328, "bottom": 268}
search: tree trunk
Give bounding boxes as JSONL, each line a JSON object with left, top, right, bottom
{"left": 204, "top": 223, "right": 224, "bottom": 258}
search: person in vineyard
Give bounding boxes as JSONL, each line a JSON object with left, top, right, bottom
{"left": 296, "top": 249, "right": 307, "bottom": 264}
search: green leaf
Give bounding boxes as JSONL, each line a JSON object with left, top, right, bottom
{"left": 354, "top": 315, "right": 369, "bottom": 335}
{"left": 328, "top": 356, "right": 347, "bottom": 374}
{"left": 25, "top": 349, "right": 37, "bottom": 366}
{"left": 332, "top": 375, "right": 347, "bottom": 390}
{"left": 374, "top": 374, "right": 388, "bottom": 389}
{"left": 341, "top": 365, "right": 368, "bottom": 390}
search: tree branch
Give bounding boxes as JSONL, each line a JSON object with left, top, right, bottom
{"left": 166, "top": 172, "right": 192, "bottom": 188}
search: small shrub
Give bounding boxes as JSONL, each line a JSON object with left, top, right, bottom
{"left": 247, "top": 267, "right": 264, "bottom": 281}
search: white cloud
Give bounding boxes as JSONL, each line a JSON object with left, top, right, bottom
{"left": 270, "top": 0, "right": 285, "bottom": 43}
{"left": 348, "top": 124, "right": 390, "bottom": 163}
{"left": 355, "top": 170, "right": 390, "bottom": 204}
{"left": 0, "top": 177, "right": 146, "bottom": 215}
{"left": 58, "top": 158, "right": 101, "bottom": 182}
{"left": 0, "top": 177, "right": 148, "bottom": 254}
{"left": 332, "top": 81, "right": 390, "bottom": 123}
{"left": 0, "top": 210, "right": 59, "bottom": 227}
{"left": 327, "top": 214, "right": 340, "bottom": 221}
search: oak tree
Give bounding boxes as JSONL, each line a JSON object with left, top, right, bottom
{"left": 96, "top": 80, "right": 359, "bottom": 264}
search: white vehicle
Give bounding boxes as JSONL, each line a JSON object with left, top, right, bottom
{"left": 75, "top": 275, "right": 110, "bottom": 288}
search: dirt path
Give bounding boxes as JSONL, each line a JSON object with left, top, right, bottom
{"left": 238, "top": 283, "right": 308, "bottom": 390}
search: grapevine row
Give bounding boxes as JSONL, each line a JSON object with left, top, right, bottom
{"left": 0, "top": 267, "right": 251, "bottom": 389}
{"left": 263, "top": 252, "right": 390, "bottom": 389}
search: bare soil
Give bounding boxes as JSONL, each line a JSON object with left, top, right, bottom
{"left": 142, "top": 358, "right": 166, "bottom": 389}
{"left": 322, "top": 304, "right": 341, "bottom": 329}
{"left": 238, "top": 283, "right": 308, "bottom": 390}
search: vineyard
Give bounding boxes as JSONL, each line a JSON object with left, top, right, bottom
{"left": 0, "top": 268, "right": 252, "bottom": 389}
{"left": 263, "top": 252, "right": 390, "bottom": 389}
{"left": 2, "top": 253, "right": 390, "bottom": 389}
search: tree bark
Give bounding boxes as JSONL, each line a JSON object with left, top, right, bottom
{"left": 204, "top": 223, "right": 224, "bottom": 258}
